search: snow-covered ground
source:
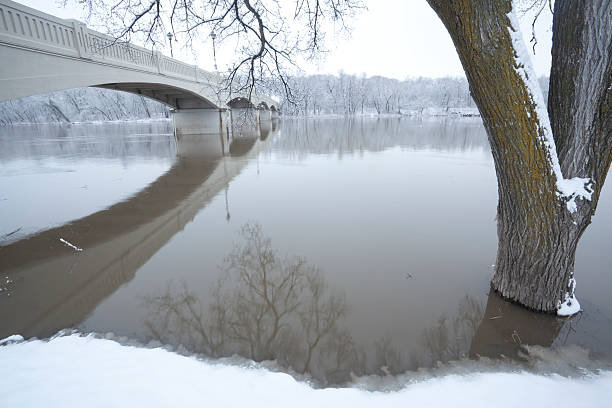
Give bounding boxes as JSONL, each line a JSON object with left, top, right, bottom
{"left": 1, "top": 334, "right": 611, "bottom": 408}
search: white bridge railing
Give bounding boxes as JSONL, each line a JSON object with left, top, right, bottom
{"left": 0, "top": 0, "right": 222, "bottom": 87}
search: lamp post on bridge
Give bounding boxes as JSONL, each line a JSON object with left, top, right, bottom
{"left": 210, "top": 32, "right": 218, "bottom": 71}
{"left": 167, "top": 32, "right": 174, "bottom": 57}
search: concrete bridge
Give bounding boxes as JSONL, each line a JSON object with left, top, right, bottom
{"left": 0, "top": 0, "right": 279, "bottom": 135}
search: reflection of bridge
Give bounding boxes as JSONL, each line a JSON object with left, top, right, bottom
{"left": 0, "top": 0, "right": 279, "bottom": 135}
{"left": 0, "top": 120, "right": 278, "bottom": 339}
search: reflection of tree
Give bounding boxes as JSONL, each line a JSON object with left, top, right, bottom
{"left": 469, "top": 290, "right": 565, "bottom": 360}
{"left": 373, "top": 337, "right": 404, "bottom": 375}
{"left": 145, "top": 270, "right": 569, "bottom": 382}
{"left": 422, "top": 295, "right": 484, "bottom": 364}
{"left": 146, "top": 226, "right": 567, "bottom": 381}
{"left": 144, "top": 281, "right": 227, "bottom": 357}
{"left": 421, "top": 291, "right": 570, "bottom": 366}
{"left": 269, "top": 117, "right": 489, "bottom": 159}
{"left": 318, "top": 329, "right": 366, "bottom": 383}
{"left": 144, "top": 223, "right": 359, "bottom": 383}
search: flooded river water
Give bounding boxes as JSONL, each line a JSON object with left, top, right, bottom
{"left": 1, "top": 118, "right": 611, "bottom": 384}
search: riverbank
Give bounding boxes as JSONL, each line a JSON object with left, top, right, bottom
{"left": 0, "top": 108, "right": 482, "bottom": 126}
{"left": 1, "top": 334, "right": 610, "bottom": 408}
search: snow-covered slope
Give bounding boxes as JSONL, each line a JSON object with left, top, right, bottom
{"left": 1, "top": 334, "right": 610, "bottom": 408}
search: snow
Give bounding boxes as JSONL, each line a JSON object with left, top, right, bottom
{"left": 507, "top": 9, "right": 593, "bottom": 214}
{"left": 557, "top": 277, "right": 582, "bottom": 317}
{"left": 557, "top": 295, "right": 581, "bottom": 317}
{"left": 1, "top": 334, "right": 612, "bottom": 408}
{"left": 557, "top": 177, "right": 594, "bottom": 213}
{"left": 0, "top": 335, "right": 24, "bottom": 345}
{"left": 59, "top": 237, "right": 83, "bottom": 252}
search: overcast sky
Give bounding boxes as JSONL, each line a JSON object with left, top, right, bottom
{"left": 19, "top": 0, "right": 554, "bottom": 79}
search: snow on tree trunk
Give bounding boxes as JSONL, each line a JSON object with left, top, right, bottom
{"left": 426, "top": 0, "right": 612, "bottom": 314}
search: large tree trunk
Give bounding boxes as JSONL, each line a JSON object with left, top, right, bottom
{"left": 426, "top": 0, "right": 612, "bottom": 313}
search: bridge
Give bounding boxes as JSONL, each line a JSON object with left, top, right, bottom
{"left": 0, "top": 0, "right": 279, "bottom": 135}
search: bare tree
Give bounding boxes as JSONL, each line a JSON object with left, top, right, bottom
{"left": 67, "top": 0, "right": 363, "bottom": 100}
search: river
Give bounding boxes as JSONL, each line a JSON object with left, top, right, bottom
{"left": 1, "top": 117, "right": 611, "bottom": 384}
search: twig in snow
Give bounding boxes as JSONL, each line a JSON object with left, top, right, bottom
{"left": 59, "top": 238, "right": 84, "bottom": 252}
{"left": 511, "top": 330, "right": 522, "bottom": 345}
{"left": 3, "top": 227, "right": 22, "bottom": 238}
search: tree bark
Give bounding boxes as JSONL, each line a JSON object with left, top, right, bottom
{"left": 549, "top": 1, "right": 612, "bottom": 205}
{"left": 426, "top": 0, "right": 612, "bottom": 312}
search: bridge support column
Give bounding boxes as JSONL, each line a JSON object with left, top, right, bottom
{"left": 229, "top": 108, "right": 260, "bottom": 138}
{"left": 172, "top": 108, "right": 228, "bottom": 136}
{"left": 173, "top": 108, "right": 230, "bottom": 155}
{"left": 258, "top": 111, "right": 273, "bottom": 141}
{"left": 258, "top": 108, "right": 273, "bottom": 121}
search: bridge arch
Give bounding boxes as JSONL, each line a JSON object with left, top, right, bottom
{"left": 96, "top": 82, "right": 218, "bottom": 109}
{"left": 228, "top": 97, "right": 256, "bottom": 109}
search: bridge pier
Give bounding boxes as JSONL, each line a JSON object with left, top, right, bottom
{"left": 172, "top": 108, "right": 230, "bottom": 155}
{"left": 172, "top": 108, "right": 229, "bottom": 136}
{"left": 172, "top": 107, "right": 276, "bottom": 156}
{"left": 229, "top": 108, "right": 260, "bottom": 138}
{"left": 175, "top": 132, "right": 227, "bottom": 158}
{"left": 258, "top": 116, "right": 272, "bottom": 141}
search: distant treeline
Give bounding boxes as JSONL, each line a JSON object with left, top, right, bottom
{"left": 0, "top": 75, "right": 550, "bottom": 124}
{"left": 278, "top": 74, "right": 550, "bottom": 117}
{"left": 0, "top": 88, "right": 169, "bottom": 125}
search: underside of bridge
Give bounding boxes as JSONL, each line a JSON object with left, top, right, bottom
{"left": 97, "top": 83, "right": 218, "bottom": 109}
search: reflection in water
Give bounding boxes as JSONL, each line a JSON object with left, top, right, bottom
{"left": 141, "top": 223, "right": 581, "bottom": 384}
{"left": 422, "top": 295, "right": 484, "bottom": 365}
{"left": 469, "top": 290, "right": 565, "bottom": 360}
{"left": 229, "top": 136, "right": 258, "bottom": 157}
{"left": 143, "top": 241, "right": 587, "bottom": 385}
{"left": 268, "top": 117, "right": 488, "bottom": 158}
{"left": 1, "top": 117, "right": 611, "bottom": 382}
{"left": 259, "top": 118, "right": 272, "bottom": 141}
{"left": 0, "top": 122, "right": 175, "bottom": 162}
{"left": 144, "top": 223, "right": 364, "bottom": 384}
{"left": 0, "top": 123, "right": 269, "bottom": 340}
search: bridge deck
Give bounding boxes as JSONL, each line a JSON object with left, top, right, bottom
{"left": 0, "top": 0, "right": 276, "bottom": 110}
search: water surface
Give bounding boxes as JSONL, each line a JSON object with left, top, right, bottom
{"left": 1, "top": 117, "right": 611, "bottom": 384}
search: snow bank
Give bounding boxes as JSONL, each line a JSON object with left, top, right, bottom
{"left": 507, "top": 10, "right": 593, "bottom": 214}
{"left": 1, "top": 334, "right": 611, "bottom": 408}
{"left": 0, "top": 334, "right": 23, "bottom": 345}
